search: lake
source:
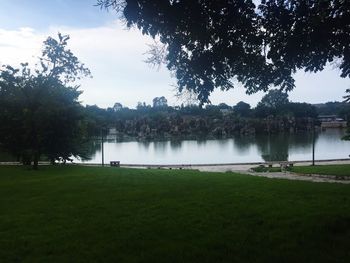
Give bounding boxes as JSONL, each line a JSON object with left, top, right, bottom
{"left": 80, "top": 128, "right": 350, "bottom": 165}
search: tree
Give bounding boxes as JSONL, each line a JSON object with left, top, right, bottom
{"left": 234, "top": 101, "right": 251, "bottom": 117}
{"left": 152, "top": 96, "right": 168, "bottom": 108}
{"left": 254, "top": 89, "right": 289, "bottom": 117}
{"left": 288, "top": 103, "right": 318, "bottom": 118}
{"left": 258, "top": 89, "right": 289, "bottom": 109}
{"left": 0, "top": 33, "right": 91, "bottom": 169}
{"left": 343, "top": 89, "right": 350, "bottom": 140}
{"left": 97, "top": 0, "right": 350, "bottom": 104}
{"left": 217, "top": 103, "right": 231, "bottom": 110}
{"left": 113, "top": 102, "right": 123, "bottom": 111}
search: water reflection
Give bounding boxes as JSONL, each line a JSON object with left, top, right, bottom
{"left": 153, "top": 141, "right": 168, "bottom": 155}
{"left": 73, "top": 129, "right": 350, "bottom": 164}
{"left": 196, "top": 139, "right": 207, "bottom": 146}
{"left": 255, "top": 132, "right": 318, "bottom": 162}
{"left": 2, "top": 129, "right": 345, "bottom": 164}
{"left": 232, "top": 135, "right": 255, "bottom": 155}
{"left": 139, "top": 141, "right": 151, "bottom": 150}
{"left": 170, "top": 140, "right": 182, "bottom": 151}
{"left": 79, "top": 139, "right": 102, "bottom": 161}
{"left": 217, "top": 139, "right": 230, "bottom": 147}
{"left": 256, "top": 134, "right": 289, "bottom": 162}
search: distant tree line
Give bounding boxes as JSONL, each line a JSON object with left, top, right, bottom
{"left": 2, "top": 32, "right": 349, "bottom": 168}
{"left": 83, "top": 89, "right": 350, "bottom": 140}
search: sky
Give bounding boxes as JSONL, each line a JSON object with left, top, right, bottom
{"left": 0, "top": 0, "right": 349, "bottom": 109}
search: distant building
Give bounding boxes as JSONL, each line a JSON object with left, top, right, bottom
{"left": 318, "top": 115, "right": 337, "bottom": 122}
{"left": 318, "top": 115, "right": 347, "bottom": 128}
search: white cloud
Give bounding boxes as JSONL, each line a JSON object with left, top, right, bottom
{"left": 0, "top": 22, "right": 178, "bottom": 108}
{"left": 0, "top": 22, "right": 349, "bottom": 108}
{"left": 291, "top": 67, "right": 350, "bottom": 104}
{"left": 0, "top": 27, "right": 43, "bottom": 66}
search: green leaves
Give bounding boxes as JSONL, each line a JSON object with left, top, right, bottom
{"left": 0, "top": 34, "right": 91, "bottom": 166}
{"left": 40, "top": 32, "right": 91, "bottom": 84}
{"left": 98, "top": 0, "right": 350, "bottom": 104}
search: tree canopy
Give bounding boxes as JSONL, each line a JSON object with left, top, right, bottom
{"left": 152, "top": 96, "right": 168, "bottom": 108}
{"left": 0, "top": 33, "right": 91, "bottom": 168}
{"left": 259, "top": 89, "right": 289, "bottom": 109}
{"left": 98, "top": 0, "right": 350, "bottom": 104}
{"left": 234, "top": 101, "right": 251, "bottom": 117}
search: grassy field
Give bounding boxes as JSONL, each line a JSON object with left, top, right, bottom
{"left": 1, "top": 165, "right": 350, "bottom": 262}
{"left": 290, "top": 164, "right": 350, "bottom": 176}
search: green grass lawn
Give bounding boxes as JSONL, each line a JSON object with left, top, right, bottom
{"left": 1, "top": 165, "right": 350, "bottom": 262}
{"left": 290, "top": 164, "right": 350, "bottom": 176}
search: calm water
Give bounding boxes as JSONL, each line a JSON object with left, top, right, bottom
{"left": 80, "top": 129, "right": 350, "bottom": 165}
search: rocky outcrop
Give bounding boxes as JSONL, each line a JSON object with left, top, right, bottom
{"left": 112, "top": 115, "right": 316, "bottom": 140}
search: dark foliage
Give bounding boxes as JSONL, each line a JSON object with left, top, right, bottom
{"left": 0, "top": 34, "right": 91, "bottom": 168}
{"left": 97, "top": 0, "right": 350, "bottom": 104}
{"left": 84, "top": 95, "right": 319, "bottom": 140}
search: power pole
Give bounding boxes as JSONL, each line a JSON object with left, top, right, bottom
{"left": 101, "top": 128, "right": 104, "bottom": 166}
{"left": 312, "top": 122, "right": 315, "bottom": 166}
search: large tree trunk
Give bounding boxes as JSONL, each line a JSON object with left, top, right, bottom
{"left": 22, "top": 151, "right": 32, "bottom": 166}
{"left": 33, "top": 153, "right": 39, "bottom": 170}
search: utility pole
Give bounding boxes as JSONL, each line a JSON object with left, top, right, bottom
{"left": 312, "top": 121, "right": 315, "bottom": 166}
{"left": 101, "top": 128, "right": 104, "bottom": 166}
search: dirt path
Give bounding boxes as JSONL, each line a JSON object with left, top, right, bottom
{"left": 238, "top": 171, "right": 350, "bottom": 184}
{"left": 192, "top": 160, "right": 350, "bottom": 184}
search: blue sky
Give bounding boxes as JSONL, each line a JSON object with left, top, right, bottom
{"left": 0, "top": 0, "right": 349, "bottom": 108}
{"left": 0, "top": 0, "right": 114, "bottom": 30}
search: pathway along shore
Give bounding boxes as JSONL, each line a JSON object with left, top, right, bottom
{"left": 1, "top": 159, "right": 350, "bottom": 184}
{"left": 121, "top": 159, "right": 350, "bottom": 184}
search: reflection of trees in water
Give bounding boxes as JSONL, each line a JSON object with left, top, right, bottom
{"left": 79, "top": 131, "right": 323, "bottom": 163}
{"left": 79, "top": 140, "right": 102, "bottom": 161}
{"left": 80, "top": 134, "right": 122, "bottom": 162}
{"left": 232, "top": 135, "right": 255, "bottom": 155}
{"left": 170, "top": 140, "right": 182, "bottom": 151}
{"left": 319, "top": 128, "right": 345, "bottom": 142}
{"left": 196, "top": 139, "right": 207, "bottom": 147}
{"left": 287, "top": 132, "right": 315, "bottom": 151}
{"left": 217, "top": 138, "right": 230, "bottom": 147}
{"left": 153, "top": 141, "right": 168, "bottom": 154}
{"left": 139, "top": 141, "right": 151, "bottom": 150}
{"left": 1, "top": 137, "right": 107, "bottom": 163}
{"left": 256, "top": 134, "right": 289, "bottom": 162}
{"left": 139, "top": 140, "right": 182, "bottom": 154}
{"left": 255, "top": 132, "right": 315, "bottom": 162}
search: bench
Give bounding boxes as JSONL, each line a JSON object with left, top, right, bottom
{"left": 279, "top": 162, "right": 294, "bottom": 169}
{"left": 262, "top": 162, "right": 294, "bottom": 169}
{"left": 110, "top": 161, "right": 120, "bottom": 167}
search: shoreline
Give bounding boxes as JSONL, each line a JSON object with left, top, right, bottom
{"left": 1, "top": 159, "right": 349, "bottom": 183}
{"left": 2, "top": 158, "right": 349, "bottom": 171}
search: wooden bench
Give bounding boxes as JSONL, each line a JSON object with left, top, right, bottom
{"left": 110, "top": 161, "right": 120, "bottom": 167}
{"left": 279, "top": 162, "right": 294, "bottom": 169}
